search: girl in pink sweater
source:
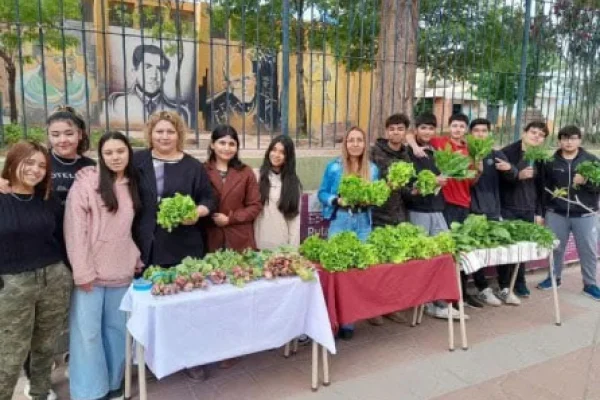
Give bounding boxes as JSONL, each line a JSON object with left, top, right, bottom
{"left": 64, "top": 131, "right": 142, "bottom": 400}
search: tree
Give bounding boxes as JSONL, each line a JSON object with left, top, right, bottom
{"left": 0, "top": 0, "right": 81, "bottom": 123}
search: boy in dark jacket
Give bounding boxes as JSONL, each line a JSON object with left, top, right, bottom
{"left": 405, "top": 113, "right": 465, "bottom": 321}
{"left": 498, "top": 121, "right": 549, "bottom": 298}
{"left": 537, "top": 125, "right": 600, "bottom": 301}
{"left": 368, "top": 113, "right": 411, "bottom": 325}
{"left": 468, "top": 119, "right": 520, "bottom": 306}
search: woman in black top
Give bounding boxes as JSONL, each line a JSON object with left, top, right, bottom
{"left": 133, "top": 110, "right": 215, "bottom": 268}
{"left": 0, "top": 141, "right": 73, "bottom": 400}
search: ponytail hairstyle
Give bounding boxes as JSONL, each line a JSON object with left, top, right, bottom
{"left": 259, "top": 135, "right": 302, "bottom": 219}
{"left": 47, "top": 105, "right": 90, "bottom": 155}
{"left": 97, "top": 131, "right": 142, "bottom": 213}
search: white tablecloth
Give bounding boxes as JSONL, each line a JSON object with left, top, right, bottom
{"left": 459, "top": 241, "right": 553, "bottom": 274}
{"left": 120, "top": 276, "right": 336, "bottom": 379}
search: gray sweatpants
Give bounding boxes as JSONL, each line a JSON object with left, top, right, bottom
{"left": 546, "top": 211, "right": 598, "bottom": 286}
{"left": 408, "top": 211, "right": 448, "bottom": 236}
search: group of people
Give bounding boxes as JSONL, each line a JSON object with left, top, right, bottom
{"left": 318, "top": 113, "right": 600, "bottom": 340}
{"left": 0, "top": 105, "right": 598, "bottom": 399}
{"left": 0, "top": 107, "right": 301, "bottom": 400}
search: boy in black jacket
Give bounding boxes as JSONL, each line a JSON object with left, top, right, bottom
{"left": 405, "top": 113, "right": 466, "bottom": 320}
{"left": 468, "top": 118, "right": 519, "bottom": 306}
{"left": 498, "top": 121, "right": 549, "bottom": 298}
{"left": 538, "top": 125, "right": 600, "bottom": 301}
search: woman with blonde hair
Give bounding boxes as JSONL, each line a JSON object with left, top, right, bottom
{"left": 132, "top": 111, "right": 215, "bottom": 269}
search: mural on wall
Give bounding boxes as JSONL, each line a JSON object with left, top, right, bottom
{"left": 199, "top": 45, "right": 279, "bottom": 133}
{"left": 105, "top": 27, "right": 196, "bottom": 129}
{"left": 18, "top": 22, "right": 99, "bottom": 124}
{"left": 304, "top": 53, "right": 334, "bottom": 127}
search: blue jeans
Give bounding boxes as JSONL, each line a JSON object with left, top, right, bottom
{"left": 546, "top": 212, "right": 598, "bottom": 286}
{"left": 69, "top": 286, "right": 128, "bottom": 400}
{"left": 328, "top": 210, "right": 371, "bottom": 331}
{"left": 327, "top": 210, "right": 372, "bottom": 242}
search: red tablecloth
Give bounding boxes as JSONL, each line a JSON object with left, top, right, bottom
{"left": 317, "top": 254, "right": 459, "bottom": 332}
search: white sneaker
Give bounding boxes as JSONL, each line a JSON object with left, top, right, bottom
{"left": 497, "top": 288, "right": 521, "bottom": 306}
{"left": 425, "top": 303, "right": 469, "bottom": 320}
{"left": 478, "top": 288, "right": 502, "bottom": 306}
{"left": 24, "top": 383, "right": 58, "bottom": 400}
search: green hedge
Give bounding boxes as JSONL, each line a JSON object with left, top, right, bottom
{"left": 1, "top": 124, "right": 46, "bottom": 147}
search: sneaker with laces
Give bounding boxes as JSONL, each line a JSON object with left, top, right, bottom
{"left": 478, "top": 288, "right": 502, "bottom": 306}
{"left": 583, "top": 284, "right": 600, "bottom": 301}
{"left": 514, "top": 282, "right": 530, "bottom": 298}
{"left": 426, "top": 303, "right": 469, "bottom": 320}
{"left": 23, "top": 383, "right": 57, "bottom": 400}
{"left": 497, "top": 288, "right": 521, "bottom": 306}
{"left": 537, "top": 277, "right": 561, "bottom": 291}
{"left": 464, "top": 294, "right": 485, "bottom": 308}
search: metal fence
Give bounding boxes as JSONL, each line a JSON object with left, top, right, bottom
{"left": 1, "top": 0, "right": 599, "bottom": 149}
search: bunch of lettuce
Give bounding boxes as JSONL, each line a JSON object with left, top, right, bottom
{"left": 415, "top": 170, "right": 439, "bottom": 196}
{"left": 157, "top": 193, "right": 197, "bottom": 232}
{"left": 466, "top": 136, "right": 494, "bottom": 163}
{"left": 575, "top": 160, "right": 600, "bottom": 187}
{"left": 319, "top": 232, "right": 378, "bottom": 271}
{"left": 338, "top": 176, "right": 391, "bottom": 207}
{"left": 386, "top": 161, "right": 415, "bottom": 190}
{"left": 299, "top": 235, "right": 327, "bottom": 262}
{"left": 434, "top": 145, "right": 477, "bottom": 180}
{"left": 523, "top": 145, "right": 552, "bottom": 164}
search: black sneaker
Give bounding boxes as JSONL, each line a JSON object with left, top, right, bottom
{"left": 464, "top": 294, "right": 485, "bottom": 308}
{"left": 338, "top": 328, "right": 354, "bottom": 341}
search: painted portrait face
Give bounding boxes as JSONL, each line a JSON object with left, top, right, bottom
{"left": 225, "top": 50, "right": 256, "bottom": 104}
{"left": 134, "top": 53, "right": 167, "bottom": 95}
{"left": 38, "top": 49, "right": 78, "bottom": 88}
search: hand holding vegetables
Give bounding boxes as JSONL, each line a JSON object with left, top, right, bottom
{"left": 386, "top": 161, "right": 415, "bottom": 189}
{"left": 414, "top": 170, "right": 440, "bottom": 196}
{"left": 518, "top": 167, "right": 534, "bottom": 181}
{"left": 157, "top": 193, "right": 199, "bottom": 232}
{"left": 494, "top": 158, "right": 512, "bottom": 172}
{"left": 575, "top": 160, "right": 600, "bottom": 187}
{"left": 466, "top": 136, "right": 494, "bottom": 163}
{"left": 573, "top": 174, "right": 587, "bottom": 187}
{"left": 433, "top": 146, "right": 477, "bottom": 180}
{"left": 338, "top": 176, "right": 391, "bottom": 207}
{"left": 523, "top": 145, "right": 552, "bottom": 164}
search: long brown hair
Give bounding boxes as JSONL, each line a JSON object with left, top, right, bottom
{"left": 1, "top": 141, "right": 52, "bottom": 199}
{"left": 341, "top": 126, "right": 371, "bottom": 181}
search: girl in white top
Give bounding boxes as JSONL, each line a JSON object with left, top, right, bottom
{"left": 254, "top": 135, "right": 302, "bottom": 249}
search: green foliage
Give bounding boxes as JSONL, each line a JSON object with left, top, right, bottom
{"left": 523, "top": 145, "right": 552, "bottom": 164}
{"left": 2, "top": 124, "right": 45, "bottom": 146}
{"left": 338, "top": 175, "right": 391, "bottom": 207}
{"left": 415, "top": 170, "right": 439, "bottom": 196}
{"left": 299, "top": 234, "right": 326, "bottom": 261}
{"left": 156, "top": 193, "right": 198, "bottom": 233}
{"left": 466, "top": 136, "right": 494, "bottom": 163}
{"left": 576, "top": 160, "right": 600, "bottom": 186}
{"left": 386, "top": 161, "right": 415, "bottom": 190}
{"left": 433, "top": 145, "right": 477, "bottom": 180}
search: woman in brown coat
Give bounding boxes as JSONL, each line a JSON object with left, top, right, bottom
{"left": 204, "top": 125, "right": 262, "bottom": 252}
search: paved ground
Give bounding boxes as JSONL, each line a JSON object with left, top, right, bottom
{"left": 11, "top": 265, "right": 600, "bottom": 400}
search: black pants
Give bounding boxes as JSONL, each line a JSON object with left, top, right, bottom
{"left": 443, "top": 204, "right": 489, "bottom": 293}
{"left": 496, "top": 208, "right": 536, "bottom": 289}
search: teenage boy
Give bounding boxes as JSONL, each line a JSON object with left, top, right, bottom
{"left": 406, "top": 113, "right": 484, "bottom": 308}
{"left": 469, "top": 118, "right": 520, "bottom": 306}
{"left": 538, "top": 125, "right": 600, "bottom": 300}
{"left": 498, "top": 121, "right": 549, "bottom": 298}
{"left": 405, "top": 113, "right": 466, "bottom": 320}
{"left": 367, "top": 114, "right": 412, "bottom": 325}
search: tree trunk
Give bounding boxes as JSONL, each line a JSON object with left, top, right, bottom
{"left": 294, "top": 0, "right": 308, "bottom": 135}
{"left": 369, "top": 0, "right": 418, "bottom": 140}
{"left": 503, "top": 102, "right": 515, "bottom": 145}
{"left": 7, "top": 62, "right": 17, "bottom": 124}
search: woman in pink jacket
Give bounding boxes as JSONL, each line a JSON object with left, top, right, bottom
{"left": 64, "top": 131, "right": 142, "bottom": 400}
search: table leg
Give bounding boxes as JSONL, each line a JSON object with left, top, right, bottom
{"left": 136, "top": 342, "right": 147, "bottom": 400}
{"left": 455, "top": 263, "right": 468, "bottom": 350}
{"left": 411, "top": 306, "right": 419, "bottom": 327}
{"left": 509, "top": 262, "right": 520, "bottom": 294}
{"left": 321, "top": 345, "right": 330, "bottom": 386}
{"left": 417, "top": 305, "right": 425, "bottom": 324}
{"left": 292, "top": 338, "right": 299, "bottom": 354}
{"left": 284, "top": 342, "right": 291, "bottom": 358}
{"left": 125, "top": 325, "right": 132, "bottom": 399}
{"left": 448, "top": 301, "right": 454, "bottom": 352}
{"left": 548, "top": 253, "right": 562, "bottom": 326}
{"left": 311, "top": 341, "right": 319, "bottom": 391}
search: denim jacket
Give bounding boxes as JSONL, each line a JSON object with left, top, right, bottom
{"left": 317, "top": 158, "right": 380, "bottom": 220}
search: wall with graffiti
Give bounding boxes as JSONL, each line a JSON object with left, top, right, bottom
{"left": 198, "top": 40, "right": 279, "bottom": 134}
{"left": 16, "top": 21, "right": 100, "bottom": 125}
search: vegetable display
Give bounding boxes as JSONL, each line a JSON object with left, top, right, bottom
{"left": 466, "top": 136, "right": 494, "bottom": 163}
{"left": 156, "top": 193, "right": 198, "bottom": 232}
{"left": 386, "top": 161, "right": 416, "bottom": 190}
{"left": 415, "top": 170, "right": 439, "bottom": 196}
{"left": 433, "top": 145, "right": 477, "bottom": 180}
{"left": 523, "top": 145, "right": 552, "bottom": 164}
{"left": 145, "top": 248, "right": 316, "bottom": 296}
{"left": 338, "top": 176, "right": 391, "bottom": 207}
{"left": 575, "top": 160, "right": 600, "bottom": 187}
